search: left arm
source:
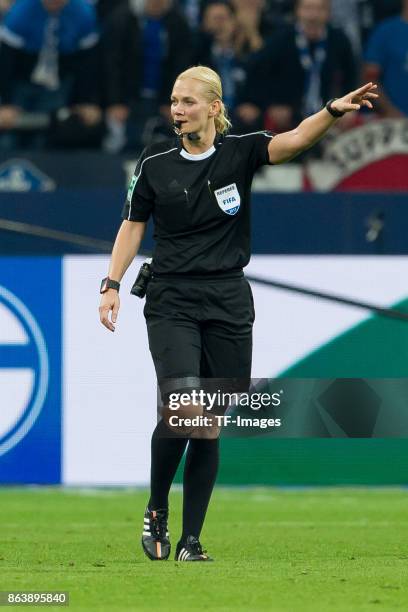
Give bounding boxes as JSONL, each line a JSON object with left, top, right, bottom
{"left": 268, "top": 83, "right": 379, "bottom": 164}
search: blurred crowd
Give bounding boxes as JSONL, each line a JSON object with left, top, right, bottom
{"left": 0, "top": 0, "right": 406, "bottom": 153}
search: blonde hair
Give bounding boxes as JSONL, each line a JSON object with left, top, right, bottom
{"left": 176, "top": 66, "right": 232, "bottom": 134}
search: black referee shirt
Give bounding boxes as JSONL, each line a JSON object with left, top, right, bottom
{"left": 122, "top": 131, "right": 273, "bottom": 275}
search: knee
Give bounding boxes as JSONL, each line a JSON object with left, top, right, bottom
{"left": 161, "top": 401, "right": 221, "bottom": 439}
{"left": 161, "top": 400, "right": 204, "bottom": 435}
{"left": 190, "top": 421, "right": 221, "bottom": 440}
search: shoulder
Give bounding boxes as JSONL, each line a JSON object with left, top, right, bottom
{"left": 365, "top": 17, "right": 401, "bottom": 58}
{"left": 225, "top": 131, "right": 274, "bottom": 144}
{"left": 2, "top": 0, "right": 37, "bottom": 32}
{"left": 222, "top": 131, "right": 273, "bottom": 169}
{"left": 143, "top": 139, "right": 179, "bottom": 158}
{"left": 223, "top": 131, "right": 273, "bottom": 162}
{"left": 369, "top": 17, "right": 401, "bottom": 42}
{"left": 4, "top": 0, "right": 35, "bottom": 18}
{"left": 136, "top": 139, "right": 179, "bottom": 171}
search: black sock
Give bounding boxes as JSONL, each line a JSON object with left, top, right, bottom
{"left": 148, "top": 419, "right": 188, "bottom": 510}
{"left": 181, "top": 438, "right": 219, "bottom": 541}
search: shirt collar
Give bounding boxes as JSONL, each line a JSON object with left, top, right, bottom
{"left": 179, "top": 145, "right": 216, "bottom": 161}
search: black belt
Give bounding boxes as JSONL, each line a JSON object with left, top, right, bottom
{"left": 152, "top": 268, "right": 244, "bottom": 281}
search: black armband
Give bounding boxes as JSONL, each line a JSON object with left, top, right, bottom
{"left": 100, "top": 277, "right": 120, "bottom": 293}
{"left": 325, "top": 98, "right": 345, "bottom": 118}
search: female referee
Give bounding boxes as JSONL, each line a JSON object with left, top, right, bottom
{"left": 99, "top": 66, "right": 378, "bottom": 562}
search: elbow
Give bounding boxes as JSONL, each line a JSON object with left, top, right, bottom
{"left": 134, "top": 221, "right": 147, "bottom": 242}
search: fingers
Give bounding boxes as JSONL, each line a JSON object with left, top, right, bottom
{"left": 360, "top": 92, "right": 379, "bottom": 104}
{"left": 112, "top": 303, "right": 119, "bottom": 324}
{"left": 343, "top": 103, "right": 361, "bottom": 112}
{"left": 356, "top": 89, "right": 379, "bottom": 110}
{"left": 344, "top": 83, "right": 379, "bottom": 113}
{"left": 99, "top": 293, "right": 120, "bottom": 332}
{"left": 344, "top": 98, "right": 376, "bottom": 113}
{"left": 99, "top": 304, "right": 116, "bottom": 332}
{"left": 354, "top": 82, "right": 377, "bottom": 96}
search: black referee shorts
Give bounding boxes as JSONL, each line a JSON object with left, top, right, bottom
{"left": 144, "top": 272, "right": 255, "bottom": 401}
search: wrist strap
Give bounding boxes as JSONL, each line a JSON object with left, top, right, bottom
{"left": 100, "top": 277, "right": 120, "bottom": 293}
{"left": 325, "top": 98, "right": 345, "bottom": 118}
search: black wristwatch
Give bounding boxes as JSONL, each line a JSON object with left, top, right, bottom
{"left": 100, "top": 277, "right": 120, "bottom": 293}
{"left": 325, "top": 98, "right": 345, "bottom": 118}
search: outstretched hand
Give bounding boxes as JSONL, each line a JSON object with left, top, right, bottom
{"left": 331, "top": 83, "right": 379, "bottom": 115}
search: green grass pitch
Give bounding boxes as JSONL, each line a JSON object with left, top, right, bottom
{"left": 1, "top": 487, "right": 408, "bottom": 611}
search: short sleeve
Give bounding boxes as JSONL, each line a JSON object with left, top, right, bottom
{"left": 233, "top": 131, "right": 274, "bottom": 174}
{"left": 364, "top": 22, "right": 388, "bottom": 69}
{"left": 121, "top": 149, "right": 155, "bottom": 222}
{"left": 250, "top": 131, "right": 274, "bottom": 170}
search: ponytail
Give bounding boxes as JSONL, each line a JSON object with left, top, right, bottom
{"left": 215, "top": 101, "right": 232, "bottom": 134}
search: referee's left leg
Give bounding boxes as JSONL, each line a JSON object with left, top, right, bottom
{"left": 178, "top": 275, "right": 255, "bottom": 558}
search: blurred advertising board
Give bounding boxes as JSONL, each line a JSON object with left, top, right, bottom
{"left": 1, "top": 255, "right": 408, "bottom": 485}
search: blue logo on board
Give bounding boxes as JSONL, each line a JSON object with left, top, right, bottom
{"left": 0, "top": 159, "right": 56, "bottom": 192}
{"left": 0, "top": 285, "right": 49, "bottom": 457}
